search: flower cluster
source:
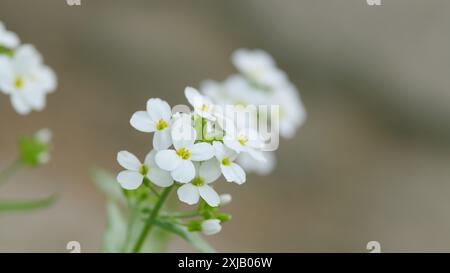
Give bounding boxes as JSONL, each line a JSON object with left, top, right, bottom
{"left": 118, "top": 87, "right": 267, "bottom": 235}
{"left": 116, "top": 49, "right": 305, "bottom": 238}
{"left": 201, "top": 49, "right": 306, "bottom": 176}
{"left": 0, "top": 21, "right": 56, "bottom": 115}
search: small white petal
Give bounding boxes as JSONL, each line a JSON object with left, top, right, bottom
{"left": 171, "top": 116, "right": 196, "bottom": 150}
{"left": 144, "top": 150, "right": 157, "bottom": 167}
{"left": 184, "top": 86, "right": 203, "bottom": 108}
{"left": 223, "top": 138, "right": 243, "bottom": 153}
{"left": 13, "top": 45, "right": 42, "bottom": 74}
{"left": 237, "top": 152, "right": 276, "bottom": 176}
{"left": 130, "top": 111, "right": 156, "bottom": 132}
{"left": 117, "top": 170, "right": 143, "bottom": 190}
{"left": 190, "top": 142, "right": 214, "bottom": 161}
{"left": 247, "top": 148, "right": 266, "bottom": 162}
{"left": 11, "top": 94, "right": 31, "bottom": 115}
{"left": 219, "top": 194, "right": 232, "bottom": 206}
{"left": 177, "top": 183, "right": 200, "bottom": 205}
{"left": 155, "top": 149, "right": 181, "bottom": 171}
{"left": 221, "top": 163, "right": 246, "bottom": 184}
{"left": 201, "top": 219, "right": 222, "bottom": 236}
{"left": 199, "top": 159, "right": 221, "bottom": 184}
{"left": 147, "top": 168, "right": 173, "bottom": 187}
{"left": 36, "top": 65, "right": 57, "bottom": 93}
{"left": 198, "top": 185, "right": 220, "bottom": 207}
{"left": 213, "top": 141, "right": 236, "bottom": 161}
{"left": 212, "top": 141, "right": 226, "bottom": 160}
{"left": 146, "top": 98, "right": 172, "bottom": 122}
{"left": 35, "top": 128, "right": 52, "bottom": 144}
{"left": 22, "top": 87, "right": 46, "bottom": 110}
{"left": 153, "top": 129, "right": 172, "bottom": 150}
{"left": 171, "top": 160, "right": 196, "bottom": 183}
{"left": 117, "top": 151, "right": 142, "bottom": 171}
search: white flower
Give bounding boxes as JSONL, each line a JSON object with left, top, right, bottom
{"left": 185, "top": 86, "right": 216, "bottom": 121}
{"left": 155, "top": 116, "right": 214, "bottom": 183}
{"left": 275, "top": 83, "right": 307, "bottom": 138}
{"left": 201, "top": 219, "right": 222, "bottom": 236}
{"left": 130, "top": 98, "right": 173, "bottom": 150}
{"left": 117, "top": 150, "right": 173, "bottom": 190}
{"left": 237, "top": 151, "right": 276, "bottom": 176}
{"left": 223, "top": 128, "right": 265, "bottom": 162}
{"left": 0, "top": 21, "right": 19, "bottom": 48}
{"left": 177, "top": 159, "right": 221, "bottom": 207}
{"left": 202, "top": 75, "right": 270, "bottom": 107}
{"left": 212, "top": 141, "right": 246, "bottom": 184}
{"left": 232, "top": 49, "right": 287, "bottom": 87}
{"left": 219, "top": 194, "right": 232, "bottom": 206}
{"left": 0, "top": 44, "right": 56, "bottom": 115}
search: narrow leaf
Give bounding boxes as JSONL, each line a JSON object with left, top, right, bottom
{"left": 91, "top": 168, "right": 126, "bottom": 205}
{"left": 151, "top": 219, "right": 216, "bottom": 253}
{"left": 102, "top": 201, "right": 127, "bottom": 253}
{"left": 0, "top": 195, "right": 57, "bottom": 213}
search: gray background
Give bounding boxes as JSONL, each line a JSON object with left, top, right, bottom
{"left": 1, "top": 0, "right": 450, "bottom": 252}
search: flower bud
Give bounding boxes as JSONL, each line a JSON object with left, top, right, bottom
{"left": 18, "top": 129, "right": 53, "bottom": 166}
{"left": 216, "top": 213, "right": 232, "bottom": 223}
{"left": 187, "top": 220, "right": 202, "bottom": 232}
{"left": 201, "top": 219, "right": 222, "bottom": 236}
{"left": 219, "top": 194, "right": 232, "bottom": 206}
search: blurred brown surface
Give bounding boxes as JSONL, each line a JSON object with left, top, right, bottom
{"left": 1, "top": 0, "right": 450, "bottom": 252}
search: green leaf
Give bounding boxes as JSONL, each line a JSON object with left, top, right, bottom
{"left": 102, "top": 201, "right": 127, "bottom": 253}
{"left": 151, "top": 219, "right": 216, "bottom": 253}
{"left": 91, "top": 168, "right": 126, "bottom": 205}
{"left": 0, "top": 195, "right": 57, "bottom": 213}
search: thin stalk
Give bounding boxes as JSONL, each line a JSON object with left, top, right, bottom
{"left": 132, "top": 185, "right": 173, "bottom": 253}
{"left": 161, "top": 210, "right": 200, "bottom": 219}
{"left": 0, "top": 160, "right": 22, "bottom": 187}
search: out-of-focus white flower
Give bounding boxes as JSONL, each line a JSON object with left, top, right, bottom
{"left": 0, "top": 21, "right": 19, "bottom": 48}
{"left": 201, "top": 219, "right": 222, "bottom": 236}
{"left": 117, "top": 150, "right": 173, "bottom": 190}
{"left": 130, "top": 98, "right": 173, "bottom": 150}
{"left": 237, "top": 151, "right": 276, "bottom": 176}
{"left": 219, "top": 193, "right": 232, "bottom": 206}
{"left": 155, "top": 116, "right": 214, "bottom": 183}
{"left": 177, "top": 160, "right": 221, "bottom": 207}
{"left": 203, "top": 49, "right": 306, "bottom": 140}
{"left": 185, "top": 87, "right": 216, "bottom": 121}
{"left": 0, "top": 44, "right": 56, "bottom": 115}
{"left": 275, "top": 83, "right": 307, "bottom": 138}
{"left": 213, "top": 141, "right": 246, "bottom": 184}
{"left": 232, "top": 48, "right": 287, "bottom": 88}
{"left": 202, "top": 75, "right": 269, "bottom": 107}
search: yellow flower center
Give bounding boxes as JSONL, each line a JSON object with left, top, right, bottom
{"left": 191, "top": 177, "right": 204, "bottom": 186}
{"left": 222, "top": 157, "right": 231, "bottom": 166}
{"left": 15, "top": 76, "right": 24, "bottom": 89}
{"left": 238, "top": 136, "right": 247, "bottom": 146}
{"left": 176, "top": 148, "right": 191, "bottom": 160}
{"left": 156, "top": 119, "right": 168, "bottom": 131}
{"left": 199, "top": 104, "right": 209, "bottom": 112}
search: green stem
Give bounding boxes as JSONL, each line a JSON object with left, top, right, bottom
{"left": 132, "top": 185, "right": 173, "bottom": 253}
{"left": 0, "top": 160, "right": 22, "bottom": 187}
{"left": 161, "top": 210, "right": 200, "bottom": 219}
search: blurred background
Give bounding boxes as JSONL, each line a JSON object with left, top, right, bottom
{"left": 1, "top": 0, "right": 450, "bottom": 252}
